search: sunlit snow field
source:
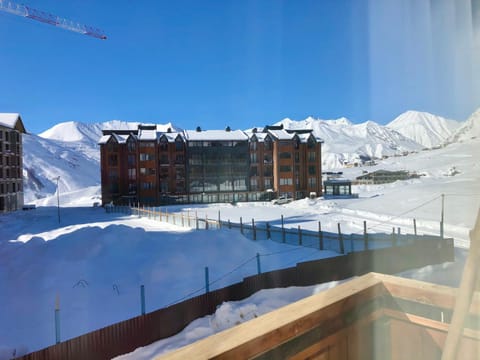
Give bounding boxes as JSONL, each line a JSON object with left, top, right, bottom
{"left": 1, "top": 138, "right": 479, "bottom": 359}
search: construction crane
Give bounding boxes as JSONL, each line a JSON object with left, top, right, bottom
{"left": 0, "top": 0, "right": 107, "bottom": 40}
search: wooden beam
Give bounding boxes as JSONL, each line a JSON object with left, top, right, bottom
{"left": 442, "top": 209, "right": 480, "bottom": 360}
{"left": 154, "top": 274, "right": 385, "bottom": 359}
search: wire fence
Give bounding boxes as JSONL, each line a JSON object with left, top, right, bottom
{"left": 105, "top": 204, "right": 445, "bottom": 255}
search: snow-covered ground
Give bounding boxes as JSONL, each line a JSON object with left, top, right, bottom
{"left": 1, "top": 115, "right": 478, "bottom": 359}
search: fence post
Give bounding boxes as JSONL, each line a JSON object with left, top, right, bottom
{"left": 55, "top": 294, "right": 60, "bottom": 344}
{"left": 318, "top": 221, "right": 324, "bottom": 250}
{"left": 140, "top": 285, "right": 146, "bottom": 315}
{"left": 440, "top": 193, "right": 445, "bottom": 239}
{"left": 240, "top": 217, "right": 243, "bottom": 234}
{"left": 413, "top": 218, "right": 417, "bottom": 236}
{"left": 205, "top": 267, "right": 210, "bottom": 293}
{"left": 281, "top": 215, "right": 285, "bottom": 243}
{"left": 256, "top": 253, "right": 262, "bottom": 274}
{"left": 196, "top": 211, "right": 199, "bottom": 230}
{"left": 252, "top": 218, "right": 256, "bottom": 240}
{"left": 228, "top": 219, "right": 231, "bottom": 229}
{"left": 218, "top": 211, "right": 221, "bottom": 229}
{"left": 363, "top": 220, "right": 368, "bottom": 250}
{"left": 392, "top": 227, "right": 397, "bottom": 246}
{"left": 205, "top": 215, "right": 209, "bottom": 230}
{"left": 187, "top": 210, "right": 190, "bottom": 227}
{"left": 181, "top": 213, "right": 184, "bottom": 227}
{"left": 338, "top": 223, "right": 344, "bottom": 254}
{"left": 298, "top": 225, "right": 302, "bottom": 246}
{"left": 266, "top": 222, "right": 271, "bottom": 239}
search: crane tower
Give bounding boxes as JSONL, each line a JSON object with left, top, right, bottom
{"left": 0, "top": 0, "right": 106, "bottom": 39}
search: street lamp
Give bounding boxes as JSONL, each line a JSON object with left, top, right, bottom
{"left": 55, "top": 176, "right": 60, "bottom": 223}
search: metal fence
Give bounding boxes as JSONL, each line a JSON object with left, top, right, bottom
{"left": 16, "top": 236, "right": 454, "bottom": 360}
{"left": 121, "top": 205, "right": 442, "bottom": 254}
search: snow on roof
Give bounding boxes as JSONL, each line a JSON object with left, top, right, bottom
{"left": 267, "top": 129, "right": 295, "bottom": 140}
{"left": 0, "top": 113, "right": 21, "bottom": 129}
{"left": 185, "top": 129, "right": 248, "bottom": 141}
{"left": 98, "top": 135, "right": 111, "bottom": 144}
{"left": 138, "top": 128, "right": 157, "bottom": 141}
{"left": 246, "top": 132, "right": 271, "bottom": 142}
{"left": 159, "top": 132, "right": 185, "bottom": 142}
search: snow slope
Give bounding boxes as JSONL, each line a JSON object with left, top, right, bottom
{"left": 277, "top": 116, "right": 423, "bottom": 169}
{"left": 447, "top": 108, "right": 480, "bottom": 143}
{"left": 23, "top": 120, "right": 181, "bottom": 203}
{"left": 1, "top": 133, "right": 478, "bottom": 358}
{"left": 387, "top": 110, "right": 460, "bottom": 148}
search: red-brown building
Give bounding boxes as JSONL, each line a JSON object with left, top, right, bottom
{"left": 99, "top": 124, "right": 323, "bottom": 205}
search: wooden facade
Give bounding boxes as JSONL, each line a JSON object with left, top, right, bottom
{"left": 157, "top": 273, "right": 480, "bottom": 360}
{"left": 99, "top": 124, "right": 323, "bottom": 205}
{"left": 0, "top": 113, "right": 26, "bottom": 213}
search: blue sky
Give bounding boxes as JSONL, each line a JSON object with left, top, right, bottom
{"left": 1, "top": 0, "right": 479, "bottom": 134}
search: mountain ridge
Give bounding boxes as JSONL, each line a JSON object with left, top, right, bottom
{"left": 24, "top": 110, "right": 476, "bottom": 203}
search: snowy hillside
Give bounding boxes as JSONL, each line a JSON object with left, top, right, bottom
{"left": 2, "top": 133, "right": 479, "bottom": 357}
{"left": 23, "top": 120, "right": 181, "bottom": 203}
{"left": 387, "top": 110, "right": 460, "bottom": 148}
{"left": 276, "top": 116, "right": 423, "bottom": 169}
{"left": 447, "top": 108, "right": 480, "bottom": 143}
{"left": 22, "top": 134, "right": 101, "bottom": 203}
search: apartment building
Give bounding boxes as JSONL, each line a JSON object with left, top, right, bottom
{"left": 99, "top": 124, "right": 323, "bottom": 205}
{"left": 0, "top": 113, "right": 26, "bottom": 213}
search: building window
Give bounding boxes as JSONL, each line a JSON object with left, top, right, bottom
{"left": 280, "top": 165, "right": 292, "bottom": 172}
{"left": 308, "top": 166, "right": 316, "bottom": 175}
{"left": 148, "top": 168, "right": 156, "bottom": 175}
{"left": 279, "top": 178, "right": 293, "bottom": 186}
{"left": 140, "top": 167, "right": 146, "bottom": 175}
{"left": 175, "top": 139, "right": 184, "bottom": 151}
{"left": 308, "top": 151, "right": 316, "bottom": 161}
{"left": 264, "top": 138, "right": 272, "bottom": 150}
{"left": 140, "top": 153, "right": 154, "bottom": 161}
{"left": 140, "top": 142, "right": 154, "bottom": 148}
{"left": 128, "top": 168, "right": 136, "bottom": 180}
{"left": 127, "top": 140, "right": 136, "bottom": 152}
{"left": 175, "top": 154, "right": 184, "bottom": 163}
{"left": 264, "top": 178, "right": 272, "bottom": 188}
{"left": 108, "top": 154, "right": 118, "bottom": 166}
{"left": 109, "top": 169, "right": 118, "bottom": 181}
{"left": 128, "top": 154, "right": 135, "bottom": 166}
{"left": 308, "top": 177, "right": 316, "bottom": 187}
{"left": 295, "top": 152, "right": 299, "bottom": 162}
{"left": 279, "top": 152, "right": 291, "bottom": 159}
{"left": 250, "top": 166, "right": 258, "bottom": 176}
{"left": 250, "top": 153, "right": 257, "bottom": 163}
{"left": 250, "top": 178, "right": 258, "bottom": 189}
{"left": 128, "top": 183, "right": 137, "bottom": 194}
{"left": 142, "top": 182, "right": 154, "bottom": 190}
{"left": 249, "top": 141, "right": 257, "bottom": 150}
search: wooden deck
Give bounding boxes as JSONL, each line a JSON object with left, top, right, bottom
{"left": 156, "top": 273, "right": 480, "bottom": 359}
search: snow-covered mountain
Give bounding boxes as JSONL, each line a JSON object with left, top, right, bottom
{"left": 276, "top": 116, "right": 423, "bottom": 169}
{"left": 23, "top": 110, "right": 473, "bottom": 202}
{"left": 23, "top": 120, "right": 182, "bottom": 203}
{"left": 447, "top": 108, "right": 480, "bottom": 143}
{"left": 387, "top": 111, "right": 460, "bottom": 148}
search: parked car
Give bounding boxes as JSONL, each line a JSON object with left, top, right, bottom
{"left": 271, "top": 196, "right": 293, "bottom": 205}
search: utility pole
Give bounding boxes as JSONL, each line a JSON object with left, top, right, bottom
{"left": 56, "top": 176, "right": 61, "bottom": 223}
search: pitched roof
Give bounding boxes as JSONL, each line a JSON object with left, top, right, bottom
{"left": 184, "top": 129, "right": 248, "bottom": 141}
{"left": 267, "top": 129, "right": 295, "bottom": 140}
{"left": 0, "top": 113, "right": 26, "bottom": 133}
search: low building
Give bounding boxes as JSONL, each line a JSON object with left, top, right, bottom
{"left": 0, "top": 113, "right": 27, "bottom": 213}
{"left": 99, "top": 124, "right": 323, "bottom": 205}
{"left": 355, "top": 169, "right": 411, "bottom": 184}
{"left": 323, "top": 179, "right": 357, "bottom": 198}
